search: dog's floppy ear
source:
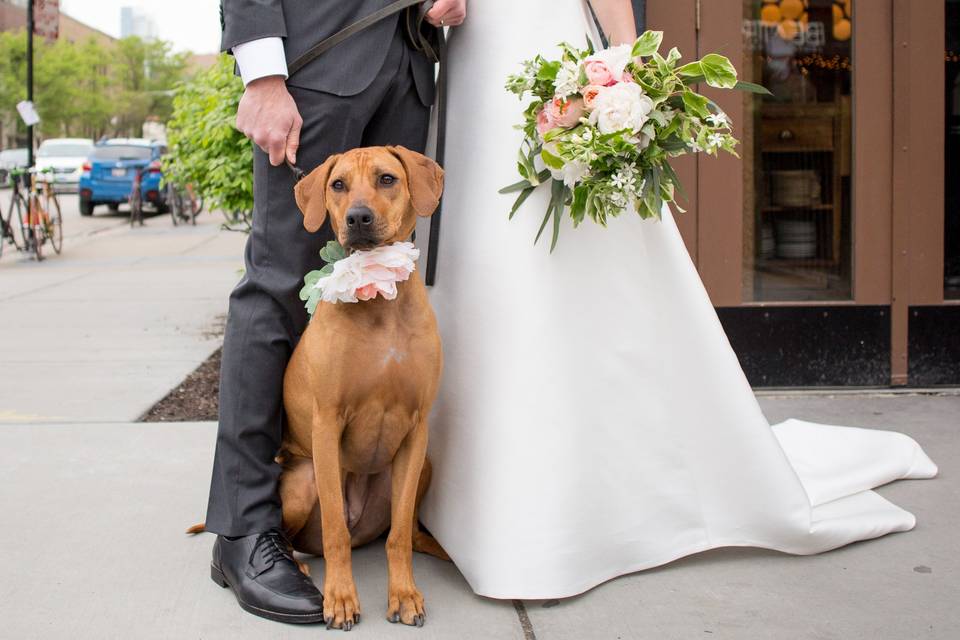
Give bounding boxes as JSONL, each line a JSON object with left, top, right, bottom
{"left": 388, "top": 146, "right": 444, "bottom": 217}
{"left": 294, "top": 153, "right": 340, "bottom": 232}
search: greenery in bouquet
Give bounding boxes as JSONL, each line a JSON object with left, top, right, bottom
{"left": 502, "top": 30, "right": 769, "bottom": 250}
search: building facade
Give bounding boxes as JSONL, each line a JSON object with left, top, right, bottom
{"left": 641, "top": 0, "right": 958, "bottom": 387}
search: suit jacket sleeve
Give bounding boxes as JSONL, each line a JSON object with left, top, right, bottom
{"left": 220, "top": 0, "right": 288, "bottom": 53}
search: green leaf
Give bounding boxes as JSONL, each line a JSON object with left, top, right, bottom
{"left": 632, "top": 30, "right": 664, "bottom": 58}
{"left": 666, "top": 46, "right": 682, "bottom": 66}
{"left": 549, "top": 180, "right": 566, "bottom": 253}
{"left": 734, "top": 80, "right": 772, "bottom": 95}
{"left": 676, "top": 61, "right": 703, "bottom": 78}
{"left": 319, "top": 240, "right": 346, "bottom": 263}
{"left": 699, "top": 53, "right": 738, "bottom": 89}
{"left": 500, "top": 178, "right": 533, "bottom": 194}
{"left": 681, "top": 90, "right": 710, "bottom": 118}
{"left": 508, "top": 187, "right": 536, "bottom": 220}
{"left": 540, "top": 147, "right": 565, "bottom": 170}
{"left": 661, "top": 160, "right": 687, "bottom": 202}
{"left": 534, "top": 200, "right": 553, "bottom": 245}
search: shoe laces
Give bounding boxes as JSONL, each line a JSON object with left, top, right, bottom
{"left": 250, "top": 529, "right": 295, "bottom": 567}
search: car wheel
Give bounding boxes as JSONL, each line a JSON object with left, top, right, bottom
{"left": 79, "top": 198, "right": 94, "bottom": 216}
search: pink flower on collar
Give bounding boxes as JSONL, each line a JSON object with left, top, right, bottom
{"left": 314, "top": 242, "right": 420, "bottom": 304}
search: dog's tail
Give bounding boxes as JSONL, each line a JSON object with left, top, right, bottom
{"left": 186, "top": 522, "right": 206, "bottom": 535}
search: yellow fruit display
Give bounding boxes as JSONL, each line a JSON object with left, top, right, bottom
{"left": 780, "top": 0, "right": 804, "bottom": 20}
{"left": 761, "top": 3, "right": 781, "bottom": 24}
{"left": 833, "top": 17, "right": 852, "bottom": 41}
{"left": 832, "top": 4, "right": 843, "bottom": 23}
{"left": 778, "top": 19, "right": 799, "bottom": 41}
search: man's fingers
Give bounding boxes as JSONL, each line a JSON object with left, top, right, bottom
{"left": 286, "top": 117, "right": 303, "bottom": 165}
{"left": 425, "top": 0, "right": 451, "bottom": 26}
{"left": 265, "top": 130, "right": 286, "bottom": 166}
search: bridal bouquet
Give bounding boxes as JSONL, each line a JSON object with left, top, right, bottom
{"left": 502, "top": 30, "right": 768, "bottom": 250}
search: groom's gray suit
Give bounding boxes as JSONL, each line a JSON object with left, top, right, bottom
{"left": 206, "top": 0, "right": 436, "bottom": 536}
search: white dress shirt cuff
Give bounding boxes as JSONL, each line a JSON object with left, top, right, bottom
{"left": 233, "top": 37, "right": 288, "bottom": 86}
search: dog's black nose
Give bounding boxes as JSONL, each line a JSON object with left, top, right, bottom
{"left": 345, "top": 206, "right": 375, "bottom": 228}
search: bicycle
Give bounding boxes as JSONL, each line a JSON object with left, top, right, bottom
{"left": 0, "top": 170, "right": 27, "bottom": 261}
{"left": 1, "top": 167, "right": 62, "bottom": 261}
{"left": 167, "top": 180, "right": 204, "bottom": 226}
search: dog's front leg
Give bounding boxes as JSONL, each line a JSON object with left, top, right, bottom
{"left": 386, "top": 418, "right": 428, "bottom": 626}
{"left": 311, "top": 409, "right": 360, "bottom": 630}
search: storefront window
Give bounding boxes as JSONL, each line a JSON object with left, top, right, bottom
{"left": 946, "top": 0, "right": 960, "bottom": 299}
{"left": 742, "top": 0, "right": 853, "bottom": 301}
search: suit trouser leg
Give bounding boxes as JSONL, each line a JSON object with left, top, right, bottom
{"left": 205, "top": 33, "right": 430, "bottom": 537}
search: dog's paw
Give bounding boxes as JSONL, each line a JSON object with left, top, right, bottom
{"left": 386, "top": 586, "right": 425, "bottom": 627}
{"left": 323, "top": 581, "right": 361, "bottom": 631}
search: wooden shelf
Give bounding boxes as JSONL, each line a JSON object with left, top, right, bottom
{"left": 758, "top": 257, "right": 838, "bottom": 268}
{"left": 762, "top": 204, "right": 834, "bottom": 213}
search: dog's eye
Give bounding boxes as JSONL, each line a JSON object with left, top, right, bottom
{"left": 331, "top": 179, "right": 346, "bottom": 192}
{"left": 379, "top": 174, "right": 397, "bottom": 186}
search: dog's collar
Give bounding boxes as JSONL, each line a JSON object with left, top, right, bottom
{"left": 300, "top": 241, "right": 420, "bottom": 315}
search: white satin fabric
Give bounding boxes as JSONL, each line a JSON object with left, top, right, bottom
{"left": 417, "top": 0, "right": 937, "bottom": 599}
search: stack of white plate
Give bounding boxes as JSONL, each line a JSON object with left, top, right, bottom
{"left": 775, "top": 219, "right": 817, "bottom": 259}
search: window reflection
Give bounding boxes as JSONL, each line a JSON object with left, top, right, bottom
{"left": 742, "top": 0, "right": 853, "bottom": 301}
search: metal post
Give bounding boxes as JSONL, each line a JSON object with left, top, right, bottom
{"left": 26, "top": 0, "right": 34, "bottom": 168}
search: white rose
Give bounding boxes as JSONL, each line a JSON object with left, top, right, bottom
{"left": 586, "top": 44, "right": 634, "bottom": 81}
{"left": 588, "top": 82, "right": 654, "bottom": 134}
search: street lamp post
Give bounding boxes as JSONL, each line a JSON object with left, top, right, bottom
{"left": 26, "top": 0, "right": 35, "bottom": 168}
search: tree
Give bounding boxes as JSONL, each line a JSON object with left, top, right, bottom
{"left": 0, "top": 31, "right": 188, "bottom": 144}
{"left": 162, "top": 55, "right": 252, "bottom": 230}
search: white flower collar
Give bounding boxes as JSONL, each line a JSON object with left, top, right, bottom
{"left": 300, "top": 241, "right": 420, "bottom": 315}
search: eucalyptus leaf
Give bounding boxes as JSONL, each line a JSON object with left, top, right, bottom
{"left": 509, "top": 187, "right": 536, "bottom": 220}
{"left": 500, "top": 178, "right": 534, "bottom": 194}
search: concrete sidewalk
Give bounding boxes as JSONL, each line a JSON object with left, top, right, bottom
{"left": 0, "top": 209, "right": 245, "bottom": 422}
{"left": 0, "top": 393, "right": 955, "bottom": 639}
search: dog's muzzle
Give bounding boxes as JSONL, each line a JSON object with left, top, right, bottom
{"left": 344, "top": 206, "right": 381, "bottom": 250}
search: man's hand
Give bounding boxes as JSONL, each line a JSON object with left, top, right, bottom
{"left": 425, "top": 0, "right": 466, "bottom": 27}
{"left": 236, "top": 75, "right": 303, "bottom": 166}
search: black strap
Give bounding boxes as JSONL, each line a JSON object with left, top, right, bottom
{"left": 423, "top": 27, "right": 446, "bottom": 286}
{"left": 287, "top": 0, "right": 430, "bottom": 76}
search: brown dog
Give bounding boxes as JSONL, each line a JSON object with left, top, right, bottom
{"left": 280, "top": 146, "right": 446, "bottom": 630}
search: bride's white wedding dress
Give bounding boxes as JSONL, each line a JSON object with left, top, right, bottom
{"left": 416, "top": 0, "right": 937, "bottom": 599}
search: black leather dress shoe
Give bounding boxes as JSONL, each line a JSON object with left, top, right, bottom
{"left": 211, "top": 530, "right": 324, "bottom": 624}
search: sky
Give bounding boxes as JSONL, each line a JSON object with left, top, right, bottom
{"left": 59, "top": 0, "right": 221, "bottom": 54}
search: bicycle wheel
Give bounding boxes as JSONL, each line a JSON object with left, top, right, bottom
{"left": 45, "top": 191, "right": 63, "bottom": 254}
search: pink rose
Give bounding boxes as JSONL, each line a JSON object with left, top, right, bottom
{"left": 584, "top": 60, "right": 616, "bottom": 87}
{"left": 356, "top": 284, "right": 379, "bottom": 301}
{"left": 545, "top": 97, "right": 585, "bottom": 129}
{"left": 581, "top": 85, "right": 605, "bottom": 110}
{"left": 536, "top": 107, "right": 555, "bottom": 136}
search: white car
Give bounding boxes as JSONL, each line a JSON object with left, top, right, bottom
{"left": 35, "top": 138, "right": 94, "bottom": 191}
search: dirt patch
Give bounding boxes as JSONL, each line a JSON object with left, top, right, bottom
{"left": 141, "top": 348, "right": 221, "bottom": 422}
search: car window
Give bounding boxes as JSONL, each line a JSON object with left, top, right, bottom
{"left": 37, "top": 143, "right": 93, "bottom": 158}
{"left": 90, "top": 146, "right": 153, "bottom": 161}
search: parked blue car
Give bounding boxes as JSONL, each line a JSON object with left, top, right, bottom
{"left": 78, "top": 139, "right": 168, "bottom": 216}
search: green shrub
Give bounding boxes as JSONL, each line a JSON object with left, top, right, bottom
{"left": 163, "top": 55, "right": 252, "bottom": 231}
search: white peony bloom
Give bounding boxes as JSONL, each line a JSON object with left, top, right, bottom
{"left": 586, "top": 44, "right": 634, "bottom": 80}
{"left": 588, "top": 82, "right": 655, "bottom": 134}
{"left": 314, "top": 242, "right": 419, "bottom": 304}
